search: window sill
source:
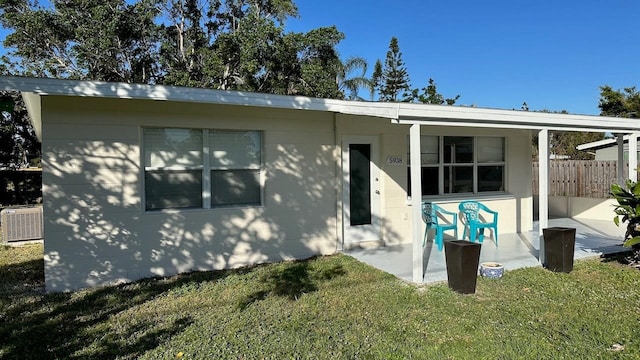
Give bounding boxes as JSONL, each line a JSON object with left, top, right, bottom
{"left": 406, "top": 192, "right": 514, "bottom": 206}
{"left": 144, "top": 204, "right": 264, "bottom": 214}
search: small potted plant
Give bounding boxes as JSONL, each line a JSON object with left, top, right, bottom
{"left": 611, "top": 180, "right": 640, "bottom": 264}
{"left": 479, "top": 262, "right": 504, "bottom": 279}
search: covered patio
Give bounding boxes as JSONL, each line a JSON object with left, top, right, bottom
{"left": 389, "top": 105, "right": 640, "bottom": 284}
{"left": 346, "top": 217, "right": 626, "bottom": 284}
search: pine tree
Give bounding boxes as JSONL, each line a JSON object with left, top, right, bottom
{"left": 377, "top": 37, "right": 410, "bottom": 102}
{"left": 371, "top": 59, "right": 383, "bottom": 100}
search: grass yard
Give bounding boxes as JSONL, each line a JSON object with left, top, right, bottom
{"left": 1, "top": 244, "right": 639, "bottom": 359}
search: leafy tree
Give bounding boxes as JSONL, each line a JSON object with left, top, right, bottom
{"left": 157, "top": 0, "right": 212, "bottom": 87}
{"left": 550, "top": 131, "right": 604, "bottom": 160}
{"left": 0, "top": 91, "right": 39, "bottom": 170}
{"left": 598, "top": 86, "right": 640, "bottom": 117}
{"left": 0, "top": 0, "right": 345, "bottom": 98}
{"left": 156, "top": 0, "right": 300, "bottom": 89}
{"left": 155, "top": 0, "right": 343, "bottom": 97}
{"left": 1, "top": 0, "right": 160, "bottom": 82}
{"left": 374, "top": 37, "right": 410, "bottom": 102}
{"left": 0, "top": 91, "right": 41, "bottom": 205}
{"left": 294, "top": 26, "right": 344, "bottom": 98}
{"left": 403, "top": 78, "right": 460, "bottom": 105}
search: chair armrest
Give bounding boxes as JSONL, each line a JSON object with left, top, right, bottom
{"left": 480, "top": 208, "right": 498, "bottom": 221}
{"left": 483, "top": 208, "right": 498, "bottom": 215}
{"left": 435, "top": 208, "right": 458, "bottom": 224}
{"left": 439, "top": 208, "right": 457, "bottom": 216}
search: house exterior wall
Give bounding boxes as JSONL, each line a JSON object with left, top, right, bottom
{"left": 548, "top": 196, "right": 616, "bottom": 221}
{"left": 335, "top": 115, "right": 533, "bottom": 246}
{"left": 41, "top": 95, "right": 536, "bottom": 291}
{"left": 42, "top": 96, "right": 339, "bottom": 291}
{"left": 595, "top": 142, "right": 640, "bottom": 161}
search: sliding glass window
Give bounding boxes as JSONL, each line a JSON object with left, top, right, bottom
{"left": 407, "top": 135, "right": 505, "bottom": 196}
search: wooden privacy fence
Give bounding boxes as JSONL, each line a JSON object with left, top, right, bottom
{"left": 532, "top": 160, "right": 633, "bottom": 198}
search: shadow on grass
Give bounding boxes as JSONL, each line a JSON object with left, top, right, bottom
{"left": 238, "top": 257, "right": 346, "bottom": 310}
{"left": 0, "top": 258, "right": 233, "bottom": 360}
{"left": 600, "top": 248, "right": 640, "bottom": 267}
{"left": 0, "top": 253, "right": 348, "bottom": 358}
{"left": 0, "top": 257, "right": 44, "bottom": 292}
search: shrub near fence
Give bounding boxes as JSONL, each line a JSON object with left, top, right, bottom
{"left": 532, "top": 160, "right": 635, "bottom": 198}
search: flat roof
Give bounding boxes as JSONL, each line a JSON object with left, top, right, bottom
{"left": 3, "top": 75, "right": 640, "bottom": 133}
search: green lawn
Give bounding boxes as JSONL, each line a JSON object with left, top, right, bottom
{"left": 1, "top": 244, "right": 639, "bottom": 359}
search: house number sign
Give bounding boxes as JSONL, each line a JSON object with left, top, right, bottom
{"left": 386, "top": 155, "right": 404, "bottom": 165}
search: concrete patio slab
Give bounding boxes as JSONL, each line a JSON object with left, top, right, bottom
{"left": 345, "top": 218, "right": 627, "bottom": 284}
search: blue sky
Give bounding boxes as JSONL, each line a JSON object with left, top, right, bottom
{"left": 1, "top": 1, "right": 638, "bottom": 115}
{"left": 286, "top": 0, "right": 640, "bottom": 115}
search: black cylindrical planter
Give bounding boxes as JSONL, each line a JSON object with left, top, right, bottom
{"left": 444, "top": 240, "right": 482, "bottom": 294}
{"left": 542, "top": 227, "right": 576, "bottom": 273}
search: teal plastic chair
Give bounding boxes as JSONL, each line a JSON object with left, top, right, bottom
{"left": 458, "top": 201, "right": 498, "bottom": 245}
{"left": 422, "top": 202, "right": 458, "bottom": 251}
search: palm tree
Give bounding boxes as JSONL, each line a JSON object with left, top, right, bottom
{"left": 337, "top": 56, "right": 373, "bottom": 101}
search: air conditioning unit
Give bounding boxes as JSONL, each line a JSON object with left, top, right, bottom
{"left": 1, "top": 207, "right": 43, "bottom": 243}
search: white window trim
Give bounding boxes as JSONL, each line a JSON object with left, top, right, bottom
{"left": 407, "top": 135, "right": 506, "bottom": 197}
{"left": 142, "top": 127, "right": 264, "bottom": 212}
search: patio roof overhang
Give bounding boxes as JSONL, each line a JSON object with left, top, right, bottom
{"left": 392, "top": 106, "right": 640, "bottom": 133}
{"left": 395, "top": 117, "right": 640, "bottom": 133}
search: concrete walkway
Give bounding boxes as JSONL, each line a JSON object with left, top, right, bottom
{"left": 345, "top": 218, "right": 627, "bottom": 284}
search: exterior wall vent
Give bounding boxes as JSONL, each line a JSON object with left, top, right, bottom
{"left": 1, "top": 207, "right": 43, "bottom": 243}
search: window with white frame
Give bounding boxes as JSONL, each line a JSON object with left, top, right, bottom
{"left": 407, "top": 135, "right": 505, "bottom": 196}
{"left": 144, "top": 128, "right": 262, "bottom": 210}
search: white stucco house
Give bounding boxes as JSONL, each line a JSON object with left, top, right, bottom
{"left": 3, "top": 76, "right": 640, "bottom": 291}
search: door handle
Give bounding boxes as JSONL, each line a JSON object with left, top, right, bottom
{"left": 375, "top": 190, "right": 380, "bottom": 194}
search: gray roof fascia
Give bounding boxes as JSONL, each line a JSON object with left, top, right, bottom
{"left": 394, "top": 102, "right": 640, "bottom": 133}
{"left": 0, "top": 75, "right": 399, "bottom": 119}
{"left": 3, "top": 76, "right": 640, "bottom": 133}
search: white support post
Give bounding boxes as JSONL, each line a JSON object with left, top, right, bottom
{"left": 410, "top": 124, "right": 423, "bottom": 283}
{"left": 629, "top": 133, "right": 638, "bottom": 182}
{"left": 617, "top": 134, "right": 625, "bottom": 185}
{"left": 538, "top": 129, "right": 549, "bottom": 264}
